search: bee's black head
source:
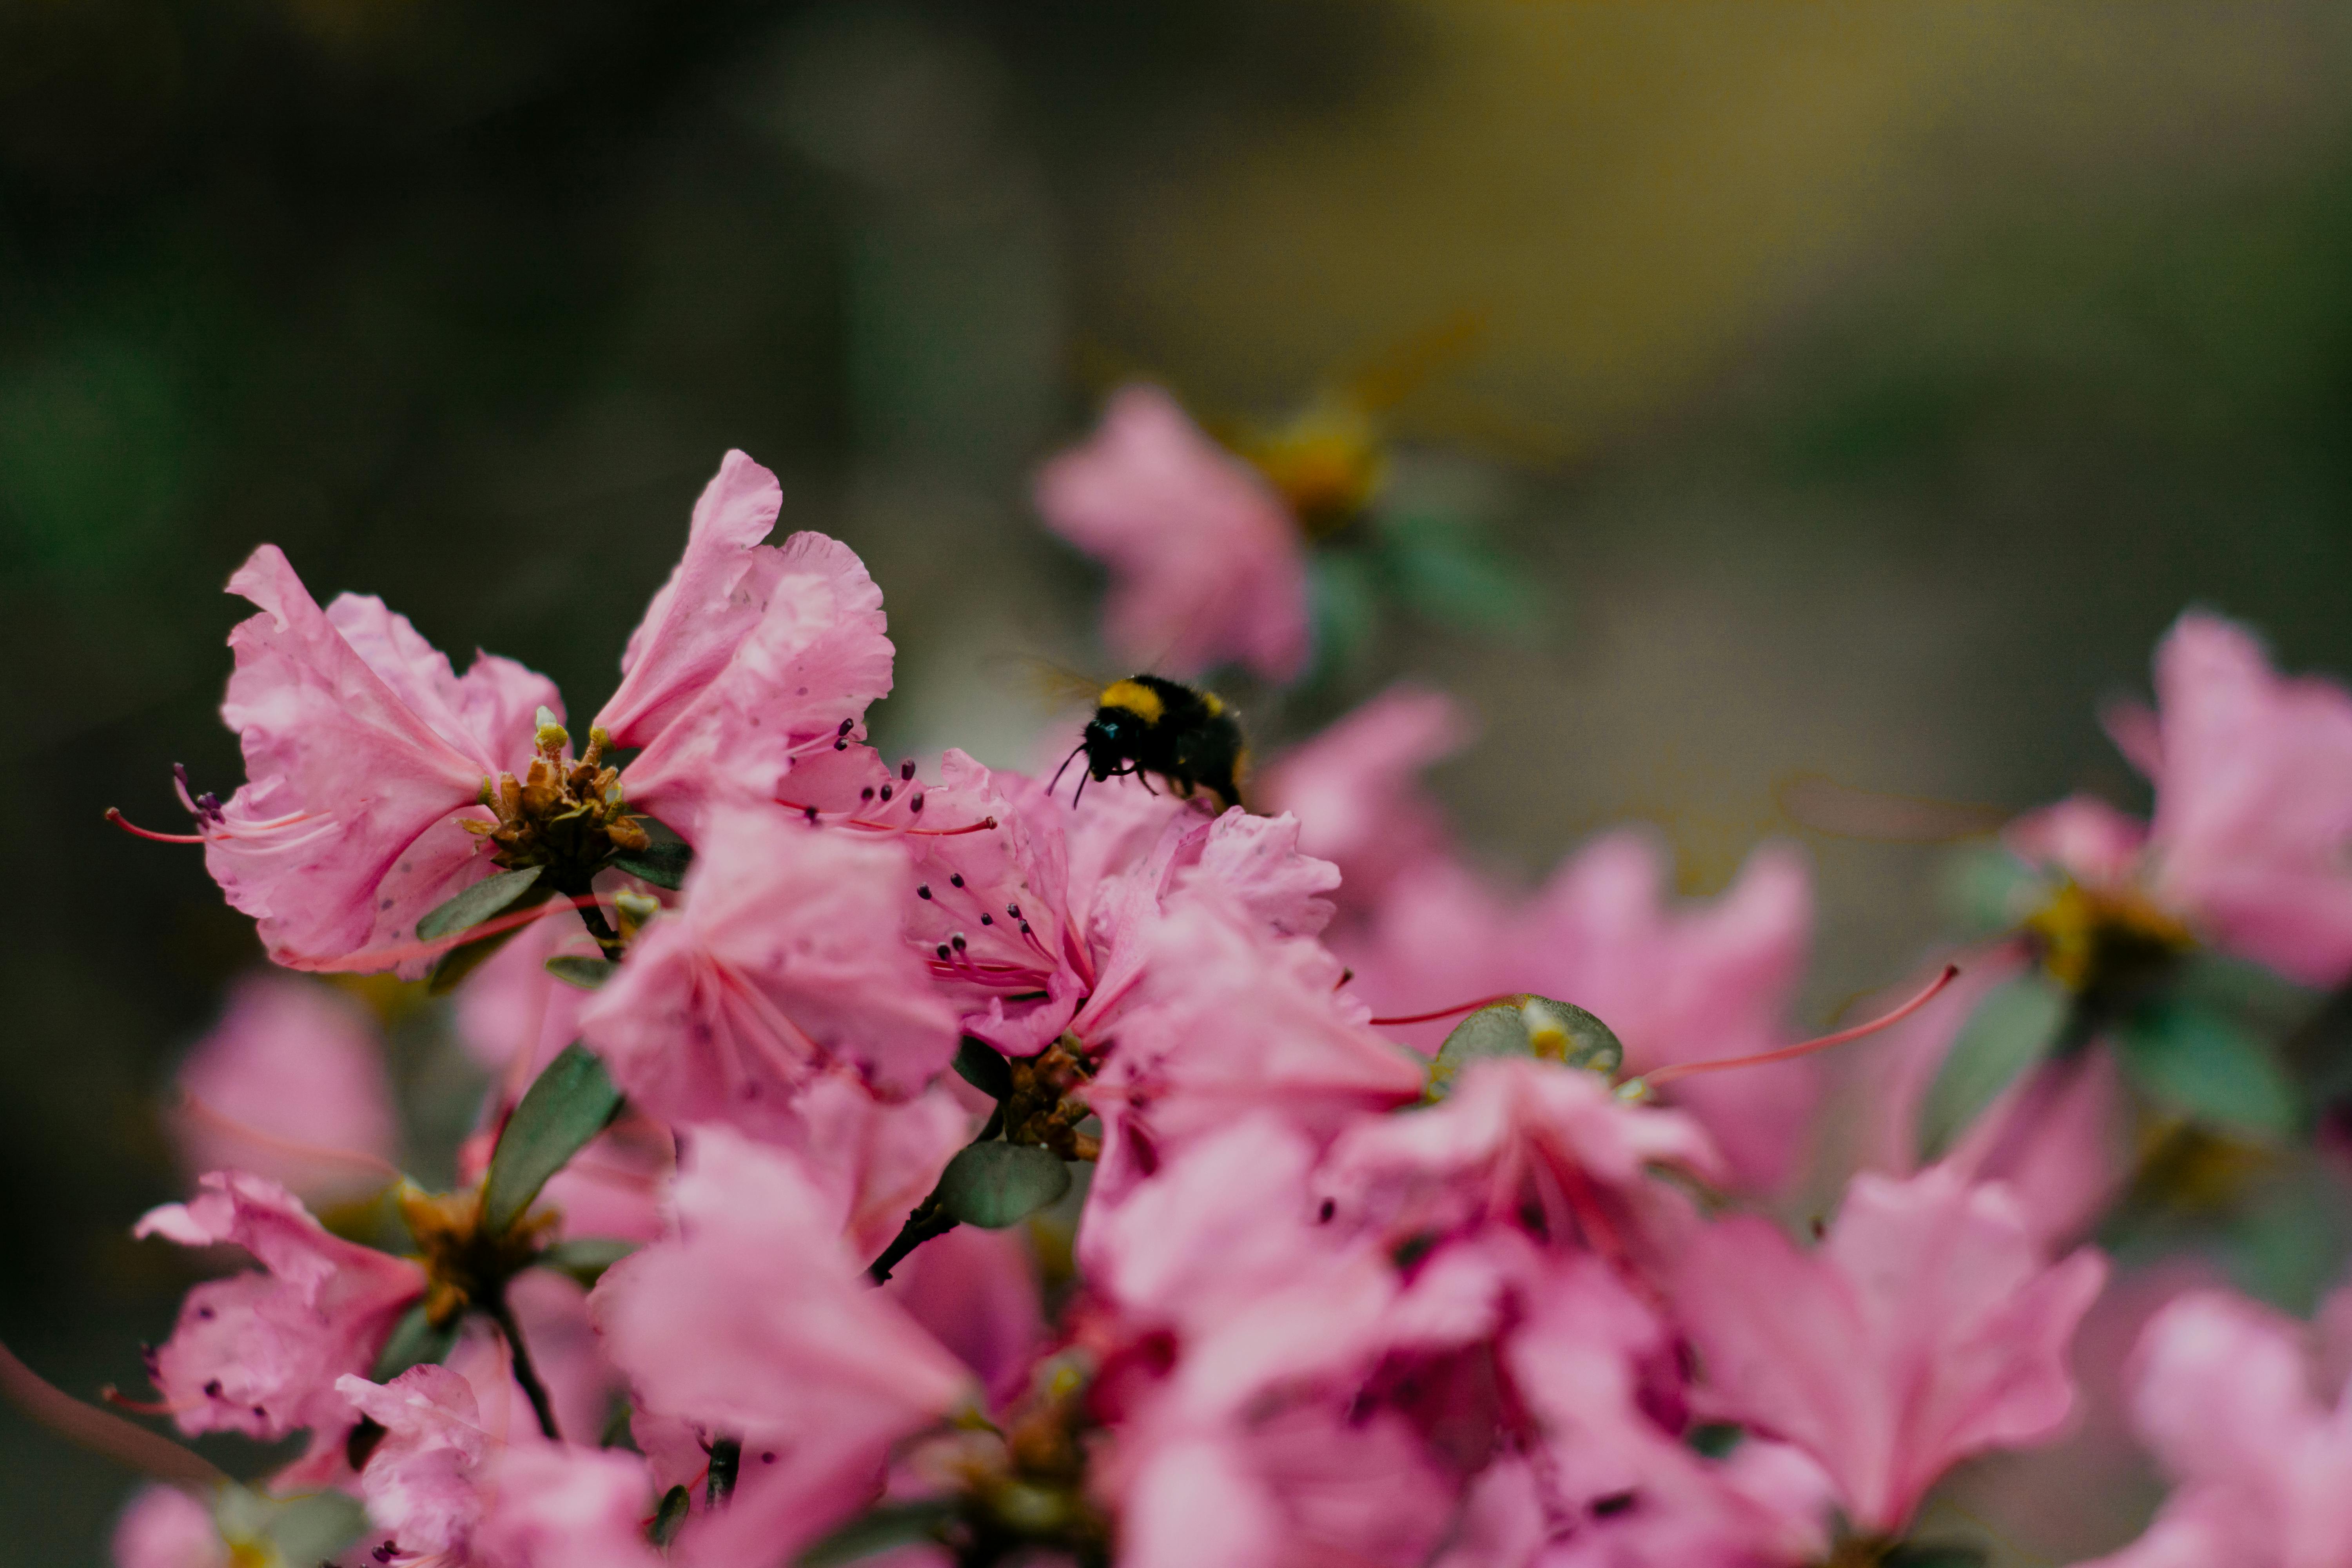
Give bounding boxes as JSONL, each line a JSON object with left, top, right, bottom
{"left": 1082, "top": 709, "right": 1138, "bottom": 782}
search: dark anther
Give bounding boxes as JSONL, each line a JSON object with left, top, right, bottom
{"left": 838, "top": 717, "right": 854, "bottom": 735}
{"left": 950, "top": 933, "right": 967, "bottom": 952}
{"left": 833, "top": 737, "right": 848, "bottom": 750}
{"left": 760, "top": 1451, "right": 777, "bottom": 1464}
{"left": 949, "top": 874, "right": 964, "bottom": 888}
{"left": 804, "top": 805, "right": 820, "bottom": 822}
{"left": 1318, "top": 1199, "right": 1336, "bottom": 1223}
{"left": 196, "top": 1306, "right": 214, "bottom": 1320}
{"left": 203, "top": 1379, "right": 223, "bottom": 1397}
{"left": 917, "top": 885, "right": 933, "bottom": 900}
{"left": 861, "top": 787, "right": 875, "bottom": 802}
{"left": 1591, "top": 1492, "right": 1638, "bottom": 1518}
{"left": 909, "top": 794, "right": 923, "bottom": 812}
{"left": 900, "top": 759, "right": 916, "bottom": 781}
{"left": 936, "top": 944, "right": 951, "bottom": 960}
{"left": 879, "top": 784, "right": 893, "bottom": 803}
{"left": 1006, "top": 903, "right": 1021, "bottom": 918}
{"left": 1019, "top": 922, "right": 1032, "bottom": 936}
{"left": 980, "top": 913, "right": 994, "bottom": 926}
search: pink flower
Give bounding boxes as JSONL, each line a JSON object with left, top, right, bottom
{"left": 1672, "top": 1164, "right": 2107, "bottom": 1536}
{"left": 111, "top": 1488, "right": 223, "bottom": 1568}
{"left": 1035, "top": 383, "right": 1310, "bottom": 684}
{"left": 602, "top": 524, "right": 896, "bottom": 841}
{"left": 878, "top": 1225, "right": 1045, "bottom": 1412}
{"left": 186, "top": 451, "right": 903, "bottom": 974}
{"left": 1430, "top": 1250, "right": 1831, "bottom": 1568}
{"left": 579, "top": 806, "right": 958, "bottom": 1135}
{"left": 2073, "top": 1286, "right": 2352, "bottom": 1568}
{"left": 1083, "top": 892, "right": 1424, "bottom": 1206}
{"left": 1258, "top": 682, "right": 1473, "bottom": 914}
{"left": 198, "top": 544, "right": 554, "bottom": 974}
{"left": 1316, "top": 1056, "right": 1722, "bottom": 1276}
{"left": 1347, "top": 832, "right": 1817, "bottom": 1191}
{"left": 592, "top": 1128, "right": 972, "bottom": 1565}
{"left": 171, "top": 973, "right": 399, "bottom": 1204}
{"left": 334, "top": 1318, "right": 657, "bottom": 1568}
{"left": 134, "top": 1171, "right": 425, "bottom": 1442}
{"left": 1852, "top": 951, "right": 2132, "bottom": 1248}
{"left": 2010, "top": 610, "right": 2352, "bottom": 986}
{"left": 907, "top": 759, "right": 1336, "bottom": 1060}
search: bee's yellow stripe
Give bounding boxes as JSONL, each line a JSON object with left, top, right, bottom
{"left": 1100, "top": 679, "right": 1165, "bottom": 724}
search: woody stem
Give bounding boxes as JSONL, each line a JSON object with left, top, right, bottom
{"left": 485, "top": 1291, "right": 561, "bottom": 1442}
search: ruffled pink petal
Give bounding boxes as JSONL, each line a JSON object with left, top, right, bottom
{"left": 2142, "top": 612, "right": 2352, "bottom": 984}
{"left": 617, "top": 534, "right": 894, "bottom": 840}
{"left": 1674, "top": 1164, "right": 2105, "bottom": 1534}
{"left": 880, "top": 1225, "right": 1047, "bottom": 1410}
{"left": 1259, "top": 683, "right": 1472, "bottom": 912}
{"left": 134, "top": 1172, "right": 425, "bottom": 1442}
{"left": 207, "top": 546, "right": 530, "bottom": 971}
{"left": 591, "top": 1129, "right": 972, "bottom": 1563}
{"left": 579, "top": 808, "right": 958, "bottom": 1134}
{"left": 1524, "top": 833, "right": 1818, "bottom": 1192}
{"left": 110, "top": 1486, "right": 223, "bottom": 1568}
{"left": 1035, "top": 384, "right": 1310, "bottom": 684}
{"left": 2005, "top": 794, "right": 2151, "bottom": 890}
{"left": 903, "top": 753, "right": 1090, "bottom": 1057}
{"left": 594, "top": 450, "right": 788, "bottom": 748}
{"left": 1083, "top": 893, "right": 1423, "bottom": 1208}
{"left": 337, "top": 1364, "right": 489, "bottom": 1555}
{"left": 472, "top": 1445, "right": 666, "bottom": 1568}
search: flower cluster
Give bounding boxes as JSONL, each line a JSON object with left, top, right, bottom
{"left": 68, "top": 441, "right": 2352, "bottom": 1568}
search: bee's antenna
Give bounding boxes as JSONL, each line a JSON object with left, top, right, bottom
{"left": 1050, "top": 741, "right": 1086, "bottom": 795}
{"left": 1071, "top": 769, "right": 1090, "bottom": 810}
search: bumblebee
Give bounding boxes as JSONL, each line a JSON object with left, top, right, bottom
{"left": 1055, "top": 675, "right": 1248, "bottom": 811}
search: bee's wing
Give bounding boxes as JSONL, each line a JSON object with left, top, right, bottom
{"left": 985, "top": 653, "right": 1107, "bottom": 713}
{"left": 1775, "top": 772, "right": 2008, "bottom": 843}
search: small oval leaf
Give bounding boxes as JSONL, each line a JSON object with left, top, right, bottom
{"left": 935, "top": 1142, "right": 1071, "bottom": 1229}
{"left": 370, "top": 1301, "right": 457, "bottom": 1382}
{"left": 1430, "top": 995, "right": 1622, "bottom": 1099}
{"left": 417, "top": 866, "right": 544, "bottom": 941}
{"left": 1918, "top": 973, "right": 2070, "bottom": 1160}
{"left": 610, "top": 838, "right": 693, "bottom": 891}
{"left": 483, "top": 1043, "right": 624, "bottom": 1236}
{"left": 952, "top": 1036, "right": 1014, "bottom": 1102}
{"left": 2116, "top": 1000, "right": 2298, "bottom": 1138}
{"left": 544, "top": 955, "right": 617, "bottom": 991}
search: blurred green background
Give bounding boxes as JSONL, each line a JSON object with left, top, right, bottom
{"left": 9, "top": 1, "right": 2352, "bottom": 1561}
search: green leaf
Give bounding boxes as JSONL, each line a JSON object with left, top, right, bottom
{"left": 1919, "top": 973, "right": 2070, "bottom": 1160}
{"left": 1686, "top": 1421, "right": 1744, "bottom": 1459}
{"left": 536, "top": 1236, "right": 638, "bottom": 1289}
{"left": 648, "top": 1485, "right": 691, "bottom": 1548}
{"left": 1308, "top": 552, "right": 1383, "bottom": 684}
{"left": 611, "top": 838, "right": 693, "bottom": 891}
{"left": 934, "top": 1142, "right": 1071, "bottom": 1229}
{"left": 483, "top": 1043, "right": 624, "bottom": 1235}
{"left": 797, "top": 1500, "right": 958, "bottom": 1568}
{"left": 1429, "top": 995, "right": 1622, "bottom": 1100}
{"left": 1939, "top": 844, "right": 2047, "bottom": 938}
{"left": 426, "top": 880, "right": 556, "bottom": 996}
{"left": 952, "top": 1036, "right": 1013, "bottom": 1101}
{"left": 417, "top": 866, "right": 544, "bottom": 940}
{"left": 544, "top": 955, "right": 617, "bottom": 991}
{"left": 2116, "top": 1000, "right": 2298, "bottom": 1138}
{"left": 370, "top": 1301, "right": 457, "bottom": 1382}
{"left": 1880, "top": 1546, "right": 1989, "bottom": 1568}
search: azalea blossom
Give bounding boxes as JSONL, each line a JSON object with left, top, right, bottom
{"left": 2073, "top": 1284, "right": 2352, "bottom": 1568}
{"left": 2007, "top": 610, "right": 2352, "bottom": 988}
{"left": 1673, "top": 1163, "right": 2107, "bottom": 1537}
{"left": 1035, "top": 383, "right": 1311, "bottom": 684}
{"left": 578, "top": 804, "right": 959, "bottom": 1135}
{"left": 1258, "top": 682, "right": 1473, "bottom": 914}
{"left": 178, "top": 451, "right": 897, "bottom": 975}
{"left": 134, "top": 1171, "right": 425, "bottom": 1446}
